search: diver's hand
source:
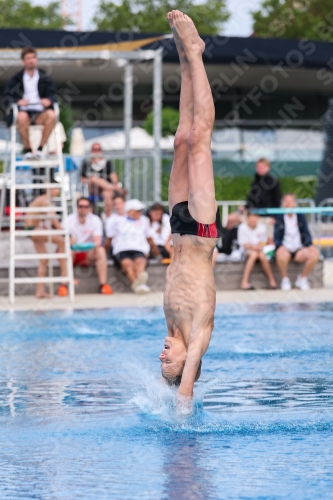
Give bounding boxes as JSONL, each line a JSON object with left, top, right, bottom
{"left": 176, "top": 393, "right": 193, "bottom": 416}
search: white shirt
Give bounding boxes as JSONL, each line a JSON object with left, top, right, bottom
{"left": 282, "top": 214, "right": 302, "bottom": 252}
{"left": 21, "top": 70, "right": 44, "bottom": 112}
{"left": 238, "top": 221, "right": 267, "bottom": 248}
{"left": 145, "top": 213, "right": 171, "bottom": 246}
{"left": 106, "top": 214, "right": 154, "bottom": 255}
{"left": 63, "top": 212, "right": 103, "bottom": 244}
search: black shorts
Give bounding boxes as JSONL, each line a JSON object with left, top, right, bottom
{"left": 290, "top": 249, "right": 302, "bottom": 259}
{"left": 115, "top": 250, "right": 147, "bottom": 263}
{"left": 25, "top": 110, "right": 43, "bottom": 125}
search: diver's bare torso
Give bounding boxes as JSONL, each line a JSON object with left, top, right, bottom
{"left": 164, "top": 233, "right": 217, "bottom": 354}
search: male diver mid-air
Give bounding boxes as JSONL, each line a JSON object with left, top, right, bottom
{"left": 160, "top": 11, "right": 222, "bottom": 405}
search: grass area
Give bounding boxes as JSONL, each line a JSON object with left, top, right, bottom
{"left": 162, "top": 174, "right": 317, "bottom": 202}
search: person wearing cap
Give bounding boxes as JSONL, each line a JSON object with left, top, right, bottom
{"left": 62, "top": 197, "right": 113, "bottom": 295}
{"left": 105, "top": 199, "right": 161, "bottom": 293}
{"left": 25, "top": 186, "right": 69, "bottom": 298}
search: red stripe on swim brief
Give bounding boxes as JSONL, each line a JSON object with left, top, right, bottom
{"left": 197, "top": 221, "right": 218, "bottom": 238}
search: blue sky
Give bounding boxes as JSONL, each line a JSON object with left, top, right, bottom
{"left": 33, "top": 0, "right": 263, "bottom": 34}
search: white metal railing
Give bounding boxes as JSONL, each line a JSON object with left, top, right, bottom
{"left": 317, "top": 198, "right": 333, "bottom": 258}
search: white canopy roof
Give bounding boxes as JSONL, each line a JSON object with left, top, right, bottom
{"left": 84, "top": 127, "right": 174, "bottom": 152}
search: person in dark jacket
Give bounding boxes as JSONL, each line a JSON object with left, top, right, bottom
{"left": 246, "top": 157, "right": 282, "bottom": 210}
{"left": 274, "top": 193, "right": 319, "bottom": 291}
{"left": 227, "top": 158, "right": 282, "bottom": 243}
{"left": 3, "top": 46, "right": 57, "bottom": 159}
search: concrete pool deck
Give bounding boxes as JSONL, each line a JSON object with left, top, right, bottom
{"left": 0, "top": 288, "right": 332, "bottom": 312}
{"left": 0, "top": 260, "right": 332, "bottom": 312}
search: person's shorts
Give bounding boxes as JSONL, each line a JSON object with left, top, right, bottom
{"left": 290, "top": 249, "right": 302, "bottom": 260}
{"left": 73, "top": 251, "right": 91, "bottom": 267}
{"left": 115, "top": 250, "right": 147, "bottom": 264}
{"left": 25, "top": 110, "right": 43, "bottom": 125}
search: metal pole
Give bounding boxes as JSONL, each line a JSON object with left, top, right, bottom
{"left": 124, "top": 62, "right": 133, "bottom": 197}
{"left": 9, "top": 119, "right": 17, "bottom": 305}
{"left": 153, "top": 48, "right": 163, "bottom": 202}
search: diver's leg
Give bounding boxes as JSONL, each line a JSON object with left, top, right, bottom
{"left": 173, "top": 11, "right": 216, "bottom": 224}
{"left": 167, "top": 11, "right": 194, "bottom": 212}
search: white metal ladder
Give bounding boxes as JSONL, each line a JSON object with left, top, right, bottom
{"left": 8, "top": 103, "right": 75, "bottom": 304}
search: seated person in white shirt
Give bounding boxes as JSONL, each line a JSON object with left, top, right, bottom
{"left": 274, "top": 193, "right": 319, "bottom": 291}
{"left": 238, "top": 212, "right": 277, "bottom": 290}
{"left": 3, "top": 47, "right": 57, "bottom": 159}
{"left": 146, "top": 203, "right": 172, "bottom": 258}
{"left": 104, "top": 194, "right": 126, "bottom": 258}
{"left": 104, "top": 199, "right": 161, "bottom": 294}
{"left": 63, "top": 197, "right": 113, "bottom": 295}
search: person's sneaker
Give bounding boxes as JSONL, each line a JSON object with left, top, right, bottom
{"left": 57, "top": 284, "right": 69, "bottom": 297}
{"left": 295, "top": 275, "right": 310, "bottom": 290}
{"left": 23, "top": 150, "right": 34, "bottom": 160}
{"left": 100, "top": 283, "right": 114, "bottom": 295}
{"left": 281, "top": 277, "right": 291, "bottom": 291}
{"left": 134, "top": 283, "right": 151, "bottom": 294}
{"left": 34, "top": 150, "right": 44, "bottom": 160}
{"left": 130, "top": 271, "right": 148, "bottom": 292}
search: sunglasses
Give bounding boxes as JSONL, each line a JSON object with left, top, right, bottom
{"left": 78, "top": 204, "right": 90, "bottom": 209}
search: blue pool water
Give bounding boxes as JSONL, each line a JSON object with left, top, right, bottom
{"left": 1, "top": 303, "right": 333, "bottom": 499}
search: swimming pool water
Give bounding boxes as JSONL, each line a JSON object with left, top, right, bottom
{"left": 1, "top": 303, "right": 333, "bottom": 499}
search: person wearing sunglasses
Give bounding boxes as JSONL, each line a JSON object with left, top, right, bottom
{"left": 81, "top": 143, "right": 122, "bottom": 217}
{"left": 63, "top": 197, "right": 113, "bottom": 294}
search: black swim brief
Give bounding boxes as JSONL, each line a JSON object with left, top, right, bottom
{"left": 170, "top": 201, "right": 223, "bottom": 238}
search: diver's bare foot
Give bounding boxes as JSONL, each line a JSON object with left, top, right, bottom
{"left": 167, "top": 11, "right": 186, "bottom": 61}
{"left": 172, "top": 10, "right": 205, "bottom": 59}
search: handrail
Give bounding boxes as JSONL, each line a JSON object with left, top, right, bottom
{"left": 251, "top": 207, "right": 333, "bottom": 215}
{"left": 10, "top": 103, "right": 18, "bottom": 127}
{"left": 318, "top": 198, "right": 333, "bottom": 207}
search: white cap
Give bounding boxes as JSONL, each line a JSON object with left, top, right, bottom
{"left": 125, "top": 199, "right": 145, "bottom": 212}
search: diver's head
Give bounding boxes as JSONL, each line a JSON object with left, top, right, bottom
{"left": 159, "top": 337, "right": 202, "bottom": 386}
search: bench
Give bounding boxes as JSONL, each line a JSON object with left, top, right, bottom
{"left": 0, "top": 260, "right": 323, "bottom": 296}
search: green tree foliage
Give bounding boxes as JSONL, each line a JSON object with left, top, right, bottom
{"left": 252, "top": 0, "right": 333, "bottom": 41}
{"left": 0, "top": 0, "right": 64, "bottom": 29}
{"left": 93, "top": 0, "right": 230, "bottom": 34}
{"left": 144, "top": 106, "right": 180, "bottom": 137}
{"left": 162, "top": 174, "right": 317, "bottom": 202}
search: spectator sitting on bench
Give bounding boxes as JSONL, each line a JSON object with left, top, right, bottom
{"left": 62, "top": 197, "right": 113, "bottom": 295}
{"left": 105, "top": 199, "right": 161, "bottom": 294}
{"left": 146, "top": 203, "right": 172, "bottom": 259}
{"left": 25, "top": 186, "right": 68, "bottom": 298}
{"left": 104, "top": 194, "right": 126, "bottom": 258}
{"left": 274, "top": 193, "right": 319, "bottom": 291}
{"left": 81, "top": 143, "right": 123, "bottom": 218}
{"left": 238, "top": 212, "right": 277, "bottom": 290}
{"left": 3, "top": 46, "right": 57, "bottom": 160}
